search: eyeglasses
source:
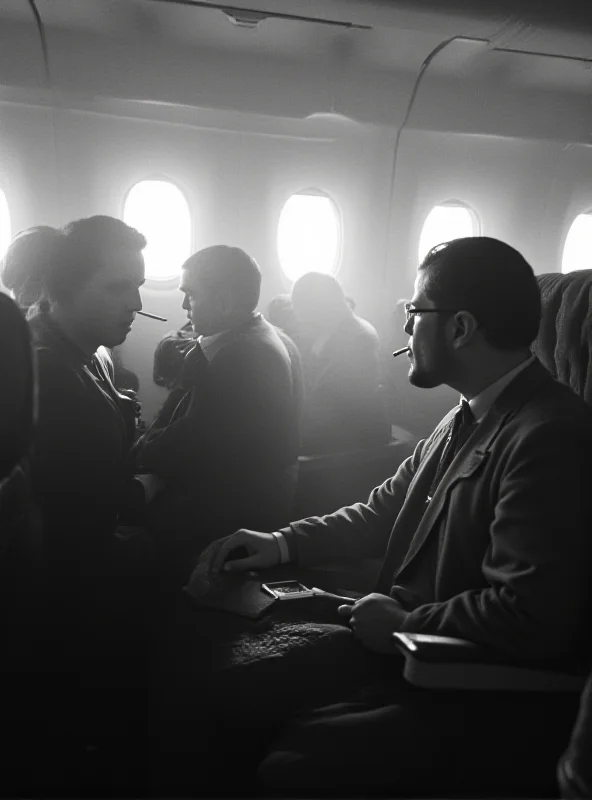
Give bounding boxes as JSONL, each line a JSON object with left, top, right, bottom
{"left": 404, "top": 303, "right": 459, "bottom": 324}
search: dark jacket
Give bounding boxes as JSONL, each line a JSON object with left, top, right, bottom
{"left": 28, "top": 313, "right": 138, "bottom": 559}
{"left": 282, "top": 359, "right": 592, "bottom": 663}
{"left": 135, "top": 314, "right": 303, "bottom": 541}
{"left": 300, "top": 311, "right": 390, "bottom": 455}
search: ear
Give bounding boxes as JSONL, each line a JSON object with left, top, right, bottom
{"left": 450, "top": 310, "right": 479, "bottom": 350}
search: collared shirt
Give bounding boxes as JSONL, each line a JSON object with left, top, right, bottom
{"left": 198, "top": 313, "right": 260, "bottom": 362}
{"left": 199, "top": 330, "right": 229, "bottom": 361}
{"left": 466, "top": 354, "right": 536, "bottom": 423}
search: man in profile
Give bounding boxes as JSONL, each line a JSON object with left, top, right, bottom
{"left": 203, "top": 237, "right": 592, "bottom": 795}
{"left": 135, "top": 245, "right": 302, "bottom": 576}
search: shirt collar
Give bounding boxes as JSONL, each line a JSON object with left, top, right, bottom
{"left": 198, "top": 312, "right": 260, "bottom": 360}
{"left": 465, "top": 354, "right": 536, "bottom": 422}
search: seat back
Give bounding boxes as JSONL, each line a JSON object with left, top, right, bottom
{"left": 0, "top": 293, "right": 34, "bottom": 480}
{"left": 533, "top": 270, "right": 592, "bottom": 404}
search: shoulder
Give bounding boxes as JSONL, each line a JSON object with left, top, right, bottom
{"left": 499, "top": 385, "right": 592, "bottom": 463}
{"left": 216, "top": 318, "right": 292, "bottom": 365}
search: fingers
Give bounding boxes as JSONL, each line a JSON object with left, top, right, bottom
{"left": 211, "top": 533, "right": 243, "bottom": 572}
{"left": 223, "top": 554, "right": 261, "bottom": 573}
{"left": 337, "top": 604, "right": 354, "bottom": 617}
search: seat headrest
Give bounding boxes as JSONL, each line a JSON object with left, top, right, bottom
{"left": 533, "top": 270, "right": 592, "bottom": 404}
{"left": 0, "top": 293, "right": 34, "bottom": 479}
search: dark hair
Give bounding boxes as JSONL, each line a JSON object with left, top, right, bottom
{"left": 44, "top": 215, "right": 146, "bottom": 304}
{"left": 419, "top": 237, "right": 541, "bottom": 349}
{"left": 183, "top": 245, "right": 261, "bottom": 313}
{"left": 0, "top": 226, "right": 64, "bottom": 310}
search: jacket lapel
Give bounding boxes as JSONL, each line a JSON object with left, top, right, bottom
{"left": 393, "top": 359, "right": 553, "bottom": 581}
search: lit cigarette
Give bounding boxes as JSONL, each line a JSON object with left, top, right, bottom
{"left": 137, "top": 310, "right": 168, "bottom": 322}
{"left": 311, "top": 587, "right": 356, "bottom": 604}
{"left": 392, "top": 346, "right": 411, "bottom": 358}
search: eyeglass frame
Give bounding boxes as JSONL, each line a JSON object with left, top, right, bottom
{"left": 404, "top": 303, "right": 460, "bottom": 324}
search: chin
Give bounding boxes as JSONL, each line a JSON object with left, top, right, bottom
{"left": 104, "top": 330, "right": 129, "bottom": 348}
{"left": 408, "top": 366, "right": 442, "bottom": 389}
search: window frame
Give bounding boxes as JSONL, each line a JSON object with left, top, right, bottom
{"left": 417, "top": 199, "right": 481, "bottom": 265}
{"left": 122, "top": 176, "right": 193, "bottom": 287}
{"left": 0, "top": 186, "right": 12, "bottom": 264}
{"left": 561, "top": 209, "right": 592, "bottom": 275}
{"left": 276, "top": 187, "right": 343, "bottom": 283}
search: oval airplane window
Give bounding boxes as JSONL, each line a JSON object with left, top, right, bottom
{"left": 562, "top": 212, "right": 592, "bottom": 274}
{"left": 123, "top": 180, "right": 191, "bottom": 282}
{"left": 277, "top": 190, "right": 341, "bottom": 282}
{"left": 0, "top": 189, "right": 11, "bottom": 261}
{"left": 418, "top": 203, "right": 479, "bottom": 265}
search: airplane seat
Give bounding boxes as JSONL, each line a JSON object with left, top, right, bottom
{"left": 531, "top": 269, "right": 592, "bottom": 799}
{"left": 0, "top": 293, "right": 54, "bottom": 793}
{"left": 532, "top": 269, "right": 592, "bottom": 404}
{"left": 293, "top": 428, "right": 416, "bottom": 520}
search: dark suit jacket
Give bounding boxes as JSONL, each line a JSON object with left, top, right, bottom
{"left": 135, "top": 314, "right": 302, "bottom": 539}
{"left": 282, "top": 359, "right": 592, "bottom": 662}
{"left": 28, "top": 314, "right": 138, "bottom": 559}
{"left": 300, "top": 311, "right": 390, "bottom": 455}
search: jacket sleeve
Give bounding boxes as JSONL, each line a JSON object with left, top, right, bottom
{"left": 400, "top": 419, "right": 592, "bottom": 660}
{"left": 281, "top": 438, "right": 428, "bottom": 566}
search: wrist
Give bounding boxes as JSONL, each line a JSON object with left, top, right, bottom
{"left": 271, "top": 531, "right": 290, "bottom": 564}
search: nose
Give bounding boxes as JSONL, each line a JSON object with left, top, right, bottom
{"left": 404, "top": 315, "right": 414, "bottom": 336}
{"left": 182, "top": 295, "right": 190, "bottom": 312}
{"left": 129, "top": 287, "right": 142, "bottom": 314}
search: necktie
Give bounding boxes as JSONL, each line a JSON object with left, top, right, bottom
{"left": 427, "top": 400, "right": 476, "bottom": 501}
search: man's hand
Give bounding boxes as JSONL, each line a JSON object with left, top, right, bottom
{"left": 198, "top": 529, "right": 282, "bottom": 574}
{"left": 337, "top": 593, "right": 408, "bottom": 654}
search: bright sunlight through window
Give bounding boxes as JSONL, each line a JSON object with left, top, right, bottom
{"left": 418, "top": 203, "right": 479, "bottom": 264}
{"left": 123, "top": 180, "right": 191, "bottom": 281}
{"left": 562, "top": 213, "right": 592, "bottom": 274}
{"left": 277, "top": 191, "right": 341, "bottom": 282}
{"left": 0, "top": 189, "right": 11, "bottom": 261}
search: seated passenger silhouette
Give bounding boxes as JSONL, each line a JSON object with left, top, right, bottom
{"left": 202, "top": 238, "right": 592, "bottom": 797}
{"left": 134, "top": 245, "right": 302, "bottom": 574}
{"left": 26, "top": 215, "right": 148, "bottom": 567}
{"left": 291, "top": 272, "right": 390, "bottom": 455}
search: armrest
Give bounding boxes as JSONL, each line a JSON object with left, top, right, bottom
{"left": 392, "top": 633, "right": 587, "bottom": 693}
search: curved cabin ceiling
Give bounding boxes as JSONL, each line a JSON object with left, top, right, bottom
{"left": 0, "top": 0, "right": 591, "bottom": 140}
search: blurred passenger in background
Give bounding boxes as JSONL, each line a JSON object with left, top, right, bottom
{"left": 265, "top": 293, "right": 303, "bottom": 347}
{"left": 152, "top": 320, "right": 196, "bottom": 422}
{"left": 134, "top": 245, "right": 302, "bottom": 580}
{"left": 153, "top": 321, "right": 196, "bottom": 391}
{"left": 0, "top": 225, "right": 62, "bottom": 313}
{"left": 291, "top": 272, "right": 390, "bottom": 455}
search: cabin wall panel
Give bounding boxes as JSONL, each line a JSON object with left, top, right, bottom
{"left": 0, "top": 104, "right": 61, "bottom": 234}
{"left": 2, "top": 91, "right": 592, "bottom": 431}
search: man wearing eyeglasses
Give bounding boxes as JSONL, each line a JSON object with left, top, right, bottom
{"left": 197, "top": 236, "right": 592, "bottom": 795}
